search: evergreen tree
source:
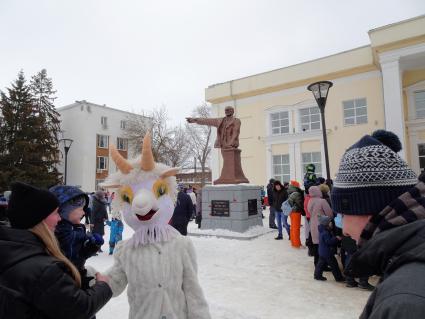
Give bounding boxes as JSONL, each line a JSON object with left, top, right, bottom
{"left": 0, "top": 70, "right": 61, "bottom": 191}
{"left": 30, "top": 69, "right": 62, "bottom": 183}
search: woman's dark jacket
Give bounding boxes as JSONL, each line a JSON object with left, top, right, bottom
{"left": 171, "top": 191, "right": 194, "bottom": 226}
{"left": 92, "top": 197, "right": 108, "bottom": 235}
{"left": 0, "top": 226, "right": 112, "bottom": 319}
{"left": 346, "top": 219, "right": 425, "bottom": 319}
{"left": 272, "top": 189, "right": 288, "bottom": 212}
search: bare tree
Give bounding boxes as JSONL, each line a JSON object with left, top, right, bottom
{"left": 125, "top": 107, "right": 171, "bottom": 162}
{"left": 165, "top": 125, "right": 191, "bottom": 168}
{"left": 124, "top": 106, "right": 191, "bottom": 167}
{"left": 186, "top": 103, "right": 212, "bottom": 187}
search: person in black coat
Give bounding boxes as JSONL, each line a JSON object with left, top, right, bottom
{"left": 171, "top": 186, "right": 194, "bottom": 236}
{"left": 92, "top": 190, "right": 109, "bottom": 236}
{"left": 331, "top": 131, "right": 425, "bottom": 318}
{"left": 0, "top": 182, "right": 112, "bottom": 319}
{"left": 266, "top": 179, "right": 277, "bottom": 229}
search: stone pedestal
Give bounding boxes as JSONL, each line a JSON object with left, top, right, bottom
{"left": 214, "top": 148, "right": 249, "bottom": 185}
{"left": 201, "top": 184, "right": 263, "bottom": 233}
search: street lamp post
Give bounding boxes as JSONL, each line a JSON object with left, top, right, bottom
{"left": 307, "top": 81, "right": 333, "bottom": 183}
{"left": 59, "top": 138, "right": 73, "bottom": 185}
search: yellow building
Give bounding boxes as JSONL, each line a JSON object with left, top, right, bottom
{"left": 205, "top": 15, "right": 425, "bottom": 186}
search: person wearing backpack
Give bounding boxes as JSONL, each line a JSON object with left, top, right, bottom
{"left": 272, "top": 180, "right": 288, "bottom": 240}
{"left": 287, "top": 180, "right": 304, "bottom": 248}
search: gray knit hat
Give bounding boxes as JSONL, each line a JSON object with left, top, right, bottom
{"left": 331, "top": 130, "right": 417, "bottom": 215}
{"left": 319, "top": 215, "right": 332, "bottom": 226}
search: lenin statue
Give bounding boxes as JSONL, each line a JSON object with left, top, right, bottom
{"left": 186, "top": 106, "right": 249, "bottom": 185}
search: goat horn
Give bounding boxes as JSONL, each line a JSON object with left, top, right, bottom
{"left": 141, "top": 132, "right": 155, "bottom": 171}
{"left": 110, "top": 145, "right": 133, "bottom": 174}
{"left": 160, "top": 167, "right": 180, "bottom": 179}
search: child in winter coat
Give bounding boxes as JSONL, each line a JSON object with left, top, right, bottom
{"left": 50, "top": 185, "right": 104, "bottom": 289}
{"left": 287, "top": 180, "right": 304, "bottom": 247}
{"left": 106, "top": 210, "right": 124, "bottom": 255}
{"left": 314, "top": 215, "right": 344, "bottom": 282}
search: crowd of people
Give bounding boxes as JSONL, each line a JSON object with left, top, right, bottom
{"left": 266, "top": 130, "right": 425, "bottom": 318}
{"left": 1, "top": 130, "right": 425, "bottom": 318}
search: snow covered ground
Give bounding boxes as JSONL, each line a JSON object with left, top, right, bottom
{"left": 87, "top": 209, "right": 373, "bottom": 319}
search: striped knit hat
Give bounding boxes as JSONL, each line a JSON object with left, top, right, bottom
{"left": 331, "top": 130, "right": 417, "bottom": 215}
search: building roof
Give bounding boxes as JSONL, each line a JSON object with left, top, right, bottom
{"left": 177, "top": 168, "right": 211, "bottom": 174}
{"left": 206, "top": 46, "right": 375, "bottom": 103}
{"left": 57, "top": 100, "right": 150, "bottom": 119}
{"left": 205, "top": 15, "right": 425, "bottom": 104}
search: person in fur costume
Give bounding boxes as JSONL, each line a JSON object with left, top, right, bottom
{"left": 101, "top": 134, "right": 211, "bottom": 319}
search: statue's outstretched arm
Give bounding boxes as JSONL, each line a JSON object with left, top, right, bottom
{"left": 188, "top": 118, "right": 221, "bottom": 128}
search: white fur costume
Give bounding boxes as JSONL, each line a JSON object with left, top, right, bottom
{"left": 102, "top": 134, "right": 211, "bottom": 319}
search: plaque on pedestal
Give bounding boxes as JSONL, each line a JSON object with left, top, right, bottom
{"left": 248, "top": 199, "right": 258, "bottom": 216}
{"left": 201, "top": 184, "right": 263, "bottom": 233}
{"left": 211, "top": 200, "right": 230, "bottom": 217}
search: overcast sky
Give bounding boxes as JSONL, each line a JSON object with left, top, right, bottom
{"left": 1, "top": 0, "right": 424, "bottom": 124}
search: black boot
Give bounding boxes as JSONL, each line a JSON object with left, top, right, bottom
{"left": 358, "top": 282, "right": 375, "bottom": 291}
{"left": 275, "top": 235, "right": 283, "bottom": 240}
{"left": 346, "top": 280, "right": 358, "bottom": 288}
{"left": 314, "top": 276, "right": 327, "bottom": 281}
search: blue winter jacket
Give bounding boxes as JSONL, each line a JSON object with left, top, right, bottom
{"left": 55, "top": 220, "right": 100, "bottom": 271}
{"left": 318, "top": 224, "right": 339, "bottom": 259}
{"left": 106, "top": 219, "right": 124, "bottom": 245}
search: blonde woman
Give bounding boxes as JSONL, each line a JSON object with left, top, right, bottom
{"left": 0, "top": 182, "right": 112, "bottom": 319}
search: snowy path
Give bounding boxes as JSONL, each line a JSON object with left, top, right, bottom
{"left": 87, "top": 210, "right": 372, "bottom": 319}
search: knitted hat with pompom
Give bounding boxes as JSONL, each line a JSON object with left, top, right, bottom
{"left": 331, "top": 130, "right": 417, "bottom": 215}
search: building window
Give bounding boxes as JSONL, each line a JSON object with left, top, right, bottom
{"left": 343, "top": 98, "right": 368, "bottom": 125}
{"left": 418, "top": 144, "right": 425, "bottom": 172}
{"left": 302, "top": 152, "right": 322, "bottom": 177}
{"left": 97, "top": 156, "right": 108, "bottom": 170}
{"left": 101, "top": 116, "right": 108, "bottom": 128}
{"left": 97, "top": 134, "right": 109, "bottom": 148}
{"left": 272, "top": 154, "right": 290, "bottom": 183}
{"left": 271, "top": 111, "right": 290, "bottom": 135}
{"left": 117, "top": 137, "right": 128, "bottom": 151}
{"left": 415, "top": 91, "right": 425, "bottom": 119}
{"left": 120, "top": 120, "right": 127, "bottom": 129}
{"left": 300, "top": 107, "right": 321, "bottom": 132}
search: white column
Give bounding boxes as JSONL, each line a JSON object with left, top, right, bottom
{"left": 266, "top": 145, "right": 272, "bottom": 180}
{"left": 410, "top": 131, "right": 420, "bottom": 174}
{"left": 294, "top": 142, "right": 302, "bottom": 182}
{"left": 380, "top": 58, "right": 406, "bottom": 158}
{"left": 289, "top": 143, "right": 296, "bottom": 181}
{"left": 291, "top": 109, "right": 298, "bottom": 134}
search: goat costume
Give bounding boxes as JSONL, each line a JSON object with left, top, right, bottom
{"left": 102, "top": 134, "right": 211, "bottom": 319}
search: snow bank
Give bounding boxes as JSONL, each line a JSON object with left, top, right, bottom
{"left": 188, "top": 224, "right": 273, "bottom": 239}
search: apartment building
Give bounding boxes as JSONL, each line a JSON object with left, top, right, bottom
{"left": 58, "top": 100, "right": 149, "bottom": 191}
